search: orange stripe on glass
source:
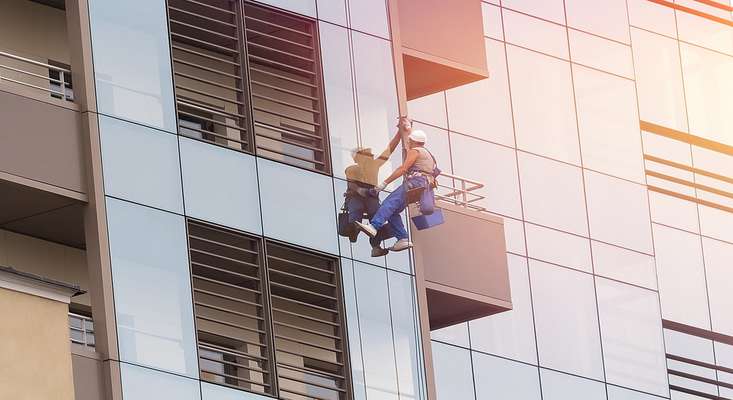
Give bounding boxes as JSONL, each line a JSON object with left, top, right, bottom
{"left": 647, "top": 0, "right": 733, "bottom": 28}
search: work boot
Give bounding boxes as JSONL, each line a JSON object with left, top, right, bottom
{"left": 371, "top": 246, "right": 389, "bottom": 257}
{"left": 354, "top": 221, "right": 377, "bottom": 238}
{"left": 390, "top": 238, "right": 413, "bottom": 252}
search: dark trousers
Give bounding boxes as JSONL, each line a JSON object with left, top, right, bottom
{"left": 345, "top": 194, "right": 395, "bottom": 247}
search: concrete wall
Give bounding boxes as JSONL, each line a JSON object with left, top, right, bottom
{"left": 0, "top": 287, "right": 75, "bottom": 400}
{"left": 0, "top": 0, "right": 70, "bottom": 64}
{"left": 0, "top": 229, "right": 90, "bottom": 307}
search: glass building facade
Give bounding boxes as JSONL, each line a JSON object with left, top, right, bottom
{"left": 91, "top": 0, "right": 733, "bottom": 398}
{"left": 1, "top": 0, "right": 732, "bottom": 399}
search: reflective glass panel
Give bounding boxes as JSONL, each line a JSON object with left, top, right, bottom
{"left": 470, "top": 255, "right": 538, "bottom": 365}
{"left": 351, "top": 32, "right": 401, "bottom": 188}
{"left": 573, "top": 65, "right": 645, "bottom": 183}
{"left": 320, "top": 22, "right": 359, "bottom": 181}
{"left": 501, "top": 0, "right": 565, "bottom": 24}
{"left": 432, "top": 323, "right": 470, "bottom": 348}
{"left": 88, "top": 0, "right": 176, "bottom": 132}
{"left": 518, "top": 152, "right": 588, "bottom": 236}
{"left": 676, "top": 4, "right": 733, "bottom": 57}
{"left": 681, "top": 42, "right": 733, "bottom": 146}
{"left": 254, "top": 0, "right": 315, "bottom": 17}
{"left": 540, "top": 369, "right": 606, "bottom": 400}
{"left": 451, "top": 134, "right": 522, "bottom": 218}
{"left": 432, "top": 342, "right": 475, "bottom": 400}
{"left": 316, "top": 0, "right": 347, "bottom": 25}
{"left": 699, "top": 204, "right": 733, "bottom": 243}
{"left": 566, "top": 0, "right": 630, "bottom": 43}
{"left": 388, "top": 271, "right": 427, "bottom": 400}
{"left": 354, "top": 262, "right": 399, "bottom": 400}
{"left": 258, "top": 159, "right": 338, "bottom": 255}
{"left": 508, "top": 45, "right": 581, "bottom": 165}
{"left": 653, "top": 224, "right": 711, "bottom": 329}
{"left": 179, "top": 137, "right": 261, "bottom": 234}
{"left": 530, "top": 260, "right": 604, "bottom": 380}
{"left": 482, "top": 3, "right": 504, "bottom": 41}
{"left": 473, "top": 352, "right": 541, "bottom": 400}
{"left": 525, "top": 223, "right": 592, "bottom": 273}
{"left": 446, "top": 39, "right": 515, "bottom": 147}
{"left": 408, "top": 92, "right": 448, "bottom": 129}
{"left": 340, "top": 259, "right": 368, "bottom": 400}
{"left": 584, "top": 170, "right": 653, "bottom": 254}
{"left": 121, "top": 363, "right": 200, "bottom": 400}
{"left": 596, "top": 278, "right": 668, "bottom": 396}
{"left": 702, "top": 237, "right": 733, "bottom": 336}
{"left": 107, "top": 198, "right": 198, "bottom": 377}
{"left": 649, "top": 191, "right": 700, "bottom": 234}
{"left": 201, "top": 381, "right": 271, "bottom": 400}
{"left": 627, "top": 0, "right": 677, "bottom": 38}
{"left": 631, "top": 28, "right": 688, "bottom": 132}
{"left": 592, "top": 241, "right": 657, "bottom": 290}
{"left": 569, "top": 29, "right": 634, "bottom": 79}
{"left": 503, "top": 9, "right": 568, "bottom": 59}
{"left": 348, "top": 0, "right": 389, "bottom": 38}
{"left": 99, "top": 115, "right": 183, "bottom": 214}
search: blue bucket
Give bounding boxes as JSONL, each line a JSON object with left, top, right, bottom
{"left": 411, "top": 208, "right": 445, "bottom": 230}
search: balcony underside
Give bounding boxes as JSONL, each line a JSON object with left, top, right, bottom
{"left": 411, "top": 201, "right": 511, "bottom": 331}
{"left": 0, "top": 177, "right": 85, "bottom": 248}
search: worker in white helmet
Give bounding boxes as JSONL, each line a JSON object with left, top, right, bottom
{"left": 354, "top": 128, "right": 439, "bottom": 253}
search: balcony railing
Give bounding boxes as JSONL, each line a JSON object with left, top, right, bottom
{"left": 434, "top": 172, "right": 486, "bottom": 212}
{"left": 0, "top": 50, "right": 73, "bottom": 102}
{"left": 69, "top": 313, "right": 95, "bottom": 349}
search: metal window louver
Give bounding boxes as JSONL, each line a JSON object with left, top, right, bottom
{"left": 187, "top": 219, "right": 350, "bottom": 399}
{"left": 168, "top": 0, "right": 330, "bottom": 173}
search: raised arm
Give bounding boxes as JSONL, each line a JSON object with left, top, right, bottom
{"left": 375, "top": 117, "right": 412, "bottom": 167}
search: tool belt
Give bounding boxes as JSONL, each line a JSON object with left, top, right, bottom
{"left": 407, "top": 170, "right": 437, "bottom": 189}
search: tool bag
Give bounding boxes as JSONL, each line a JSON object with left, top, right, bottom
{"left": 337, "top": 202, "right": 354, "bottom": 237}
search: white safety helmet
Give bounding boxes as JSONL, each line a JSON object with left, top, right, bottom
{"left": 408, "top": 130, "right": 427, "bottom": 144}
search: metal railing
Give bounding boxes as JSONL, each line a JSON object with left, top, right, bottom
{"left": 69, "top": 313, "right": 95, "bottom": 349}
{"left": 434, "top": 172, "right": 487, "bottom": 212}
{"left": 0, "top": 50, "right": 73, "bottom": 101}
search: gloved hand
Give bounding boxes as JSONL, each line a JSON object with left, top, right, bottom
{"left": 369, "top": 182, "right": 387, "bottom": 197}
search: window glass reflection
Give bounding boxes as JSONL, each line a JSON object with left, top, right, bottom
{"left": 507, "top": 45, "right": 580, "bottom": 165}
{"left": 631, "top": 28, "right": 688, "bottom": 132}
{"left": 584, "top": 170, "right": 653, "bottom": 254}
{"left": 348, "top": 0, "right": 390, "bottom": 39}
{"left": 353, "top": 262, "right": 399, "bottom": 400}
{"left": 316, "top": 0, "right": 347, "bottom": 26}
{"left": 388, "top": 271, "right": 427, "bottom": 400}
{"left": 573, "top": 65, "right": 645, "bottom": 183}
{"left": 482, "top": 3, "right": 504, "bottom": 41}
{"left": 473, "top": 352, "right": 541, "bottom": 400}
{"left": 518, "top": 152, "right": 588, "bottom": 236}
{"left": 121, "top": 363, "right": 200, "bottom": 400}
{"left": 566, "top": 0, "right": 630, "bottom": 43}
{"left": 451, "top": 134, "right": 522, "bottom": 218}
{"left": 676, "top": 5, "right": 733, "bottom": 57}
{"left": 254, "top": 0, "right": 315, "bottom": 17}
{"left": 179, "top": 137, "right": 262, "bottom": 235}
{"left": 525, "top": 223, "right": 591, "bottom": 273}
{"left": 503, "top": 9, "right": 568, "bottom": 59}
{"left": 530, "top": 260, "right": 604, "bottom": 380}
{"left": 320, "top": 22, "right": 359, "bottom": 181}
{"left": 432, "top": 342, "right": 475, "bottom": 400}
{"left": 340, "top": 259, "right": 368, "bottom": 400}
{"left": 592, "top": 241, "right": 657, "bottom": 290}
{"left": 88, "top": 0, "right": 176, "bottom": 132}
{"left": 680, "top": 42, "right": 733, "bottom": 146}
{"left": 627, "top": 0, "right": 677, "bottom": 38}
{"left": 540, "top": 369, "right": 606, "bottom": 400}
{"left": 699, "top": 204, "right": 733, "bottom": 243}
{"left": 107, "top": 198, "right": 198, "bottom": 378}
{"left": 351, "top": 32, "right": 401, "bottom": 187}
{"left": 596, "top": 278, "right": 668, "bottom": 396}
{"left": 501, "top": 0, "right": 565, "bottom": 24}
{"left": 470, "top": 255, "right": 538, "bottom": 365}
{"left": 702, "top": 237, "right": 733, "bottom": 336}
{"left": 569, "top": 29, "right": 634, "bottom": 79}
{"left": 445, "top": 39, "right": 515, "bottom": 147}
{"left": 258, "top": 159, "right": 338, "bottom": 255}
{"left": 99, "top": 115, "right": 183, "bottom": 214}
{"left": 408, "top": 92, "right": 447, "bottom": 130}
{"left": 653, "top": 224, "right": 711, "bottom": 329}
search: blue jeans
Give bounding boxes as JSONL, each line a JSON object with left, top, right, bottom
{"left": 371, "top": 176, "right": 433, "bottom": 240}
{"left": 346, "top": 194, "right": 395, "bottom": 246}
